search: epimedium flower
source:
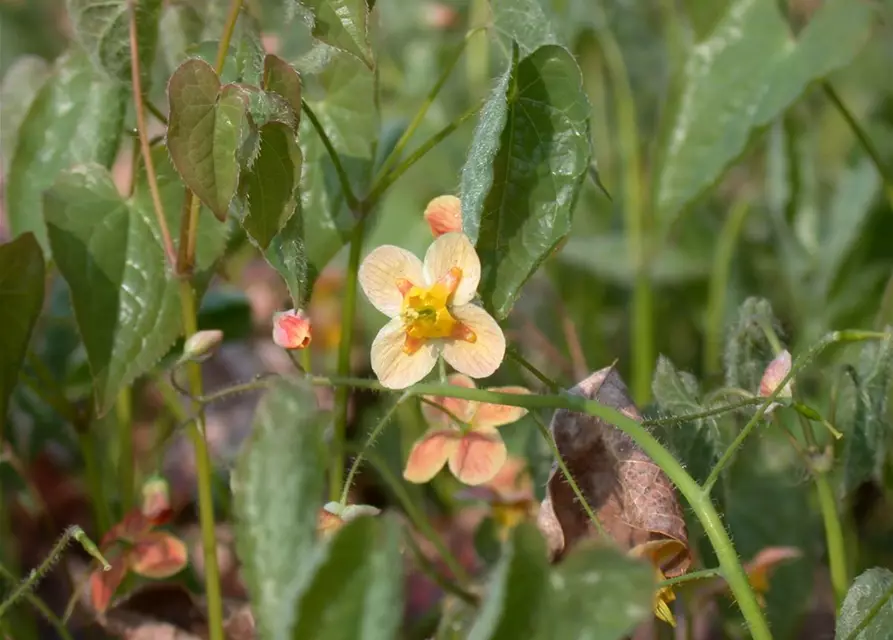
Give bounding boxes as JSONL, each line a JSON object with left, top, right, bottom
{"left": 629, "top": 538, "right": 688, "bottom": 628}
{"left": 272, "top": 308, "right": 312, "bottom": 350}
{"left": 359, "top": 233, "right": 505, "bottom": 389}
{"left": 759, "top": 349, "right": 793, "bottom": 399}
{"left": 403, "top": 373, "right": 530, "bottom": 486}
{"left": 423, "top": 195, "right": 462, "bottom": 237}
{"left": 90, "top": 477, "right": 187, "bottom": 612}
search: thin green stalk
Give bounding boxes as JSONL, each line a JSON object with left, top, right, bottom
{"left": 372, "top": 28, "right": 484, "bottom": 185}
{"left": 314, "top": 375, "right": 771, "bottom": 639}
{"left": 302, "top": 99, "right": 359, "bottom": 211}
{"left": 330, "top": 219, "right": 366, "bottom": 501}
{"left": 0, "top": 564, "right": 73, "bottom": 640}
{"left": 705, "top": 201, "right": 750, "bottom": 375}
{"left": 116, "top": 387, "right": 133, "bottom": 514}
{"left": 595, "top": 27, "right": 652, "bottom": 403}
{"left": 530, "top": 412, "right": 606, "bottom": 537}
{"left": 215, "top": 0, "right": 243, "bottom": 77}
{"left": 877, "top": 270, "right": 893, "bottom": 330}
{"left": 643, "top": 397, "right": 762, "bottom": 427}
{"left": 78, "top": 431, "right": 111, "bottom": 533}
{"left": 658, "top": 567, "right": 722, "bottom": 589}
{"left": 177, "top": 281, "right": 224, "bottom": 640}
{"left": 364, "top": 101, "right": 482, "bottom": 209}
{"left": 843, "top": 579, "right": 893, "bottom": 640}
{"left": 507, "top": 347, "right": 561, "bottom": 392}
{"left": 703, "top": 330, "right": 890, "bottom": 494}
{"left": 340, "top": 393, "right": 410, "bottom": 505}
{"left": 815, "top": 471, "right": 847, "bottom": 609}
{"left": 145, "top": 101, "right": 168, "bottom": 125}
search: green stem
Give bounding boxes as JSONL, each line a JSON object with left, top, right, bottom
{"left": 330, "top": 219, "right": 366, "bottom": 501}
{"left": 116, "top": 386, "right": 134, "bottom": 514}
{"left": 145, "top": 101, "right": 168, "bottom": 125}
{"left": 177, "top": 280, "right": 224, "bottom": 640}
{"left": 843, "top": 580, "right": 893, "bottom": 640}
{"left": 313, "top": 375, "right": 771, "bottom": 639}
{"left": 531, "top": 412, "right": 606, "bottom": 537}
{"left": 302, "top": 99, "right": 359, "bottom": 211}
{"left": 215, "top": 0, "right": 243, "bottom": 76}
{"left": 643, "top": 397, "right": 762, "bottom": 427}
{"left": 507, "top": 347, "right": 561, "bottom": 392}
{"left": 704, "top": 201, "right": 750, "bottom": 375}
{"left": 364, "top": 101, "right": 482, "bottom": 209}
{"left": 78, "top": 431, "right": 111, "bottom": 534}
{"left": 0, "top": 564, "right": 73, "bottom": 640}
{"left": 340, "top": 393, "right": 410, "bottom": 505}
{"left": 658, "top": 567, "right": 722, "bottom": 589}
{"left": 815, "top": 471, "right": 848, "bottom": 609}
{"left": 702, "top": 330, "right": 890, "bottom": 494}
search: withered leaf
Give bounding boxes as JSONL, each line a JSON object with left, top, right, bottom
{"left": 536, "top": 367, "right": 692, "bottom": 578}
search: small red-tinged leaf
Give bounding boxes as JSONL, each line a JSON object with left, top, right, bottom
{"left": 130, "top": 532, "right": 188, "bottom": 579}
{"left": 449, "top": 429, "right": 507, "bottom": 486}
{"left": 90, "top": 556, "right": 128, "bottom": 612}
{"left": 473, "top": 386, "right": 531, "bottom": 429}
{"left": 403, "top": 429, "right": 461, "bottom": 484}
{"left": 101, "top": 510, "right": 153, "bottom": 548}
{"left": 744, "top": 546, "right": 803, "bottom": 595}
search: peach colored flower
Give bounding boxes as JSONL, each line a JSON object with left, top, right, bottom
{"left": 272, "top": 309, "right": 312, "bottom": 349}
{"left": 358, "top": 233, "right": 505, "bottom": 389}
{"left": 317, "top": 502, "right": 381, "bottom": 538}
{"left": 403, "top": 374, "right": 529, "bottom": 486}
{"left": 423, "top": 195, "right": 462, "bottom": 237}
{"left": 629, "top": 539, "right": 688, "bottom": 627}
{"left": 759, "top": 349, "right": 793, "bottom": 399}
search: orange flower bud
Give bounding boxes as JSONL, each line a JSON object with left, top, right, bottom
{"left": 272, "top": 309, "right": 312, "bottom": 350}
{"left": 759, "top": 350, "right": 793, "bottom": 399}
{"left": 423, "top": 195, "right": 462, "bottom": 237}
{"left": 182, "top": 329, "right": 223, "bottom": 362}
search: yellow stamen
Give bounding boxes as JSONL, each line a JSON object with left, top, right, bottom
{"left": 399, "top": 270, "right": 464, "bottom": 347}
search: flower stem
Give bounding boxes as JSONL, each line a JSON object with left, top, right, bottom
{"left": 340, "top": 393, "right": 410, "bottom": 505}
{"left": 0, "top": 563, "right": 73, "bottom": 640}
{"left": 78, "top": 431, "right": 111, "bottom": 534}
{"left": 507, "top": 347, "right": 561, "bottom": 392}
{"left": 302, "top": 99, "right": 359, "bottom": 211}
{"left": 814, "top": 470, "right": 848, "bottom": 609}
{"left": 642, "top": 397, "right": 762, "bottom": 427}
{"left": 177, "top": 280, "right": 224, "bottom": 640}
{"left": 330, "top": 218, "right": 366, "bottom": 501}
{"left": 116, "top": 386, "right": 134, "bottom": 514}
{"left": 658, "top": 567, "right": 722, "bottom": 589}
{"left": 215, "top": 0, "right": 243, "bottom": 77}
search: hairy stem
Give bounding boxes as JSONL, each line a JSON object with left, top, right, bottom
{"left": 302, "top": 99, "right": 359, "bottom": 211}
{"left": 0, "top": 563, "right": 73, "bottom": 640}
{"left": 643, "top": 397, "right": 762, "bottom": 427}
{"left": 507, "top": 347, "right": 561, "bottom": 392}
{"left": 815, "top": 470, "right": 848, "bottom": 609}
{"left": 658, "top": 567, "right": 722, "bottom": 589}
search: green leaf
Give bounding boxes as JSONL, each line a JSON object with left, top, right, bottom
{"left": 167, "top": 58, "right": 249, "bottom": 221}
{"left": 723, "top": 297, "right": 780, "bottom": 391}
{"left": 0, "top": 234, "right": 45, "bottom": 421}
{"left": 656, "top": 0, "right": 873, "bottom": 227}
{"left": 232, "top": 378, "right": 327, "bottom": 640}
{"left": 303, "top": 0, "right": 373, "bottom": 69}
{"left": 840, "top": 334, "right": 893, "bottom": 494}
{"left": 264, "top": 54, "right": 303, "bottom": 121}
{"left": 0, "top": 55, "right": 50, "bottom": 171}
{"left": 533, "top": 543, "right": 654, "bottom": 640}
{"left": 837, "top": 568, "right": 893, "bottom": 640}
{"left": 158, "top": 3, "right": 202, "bottom": 73}
{"left": 265, "top": 207, "right": 309, "bottom": 309}
{"left": 5, "top": 51, "right": 125, "bottom": 253}
{"left": 68, "top": 0, "right": 163, "bottom": 84}
{"left": 490, "top": 0, "right": 561, "bottom": 55}
{"left": 460, "top": 44, "right": 591, "bottom": 319}
{"left": 291, "top": 516, "right": 403, "bottom": 640}
{"left": 468, "top": 523, "right": 549, "bottom": 640}
{"left": 237, "top": 122, "right": 303, "bottom": 249}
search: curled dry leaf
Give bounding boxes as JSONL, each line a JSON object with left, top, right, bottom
{"left": 536, "top": 366, "right": 692, "bottom": 578}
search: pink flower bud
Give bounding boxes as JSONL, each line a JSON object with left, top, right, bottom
{"left": 423, "top": 195, "right": 462, "bottom": 237}
{"left": 141, "top": 476, "right": 172, "bottom": 525}
{"left": 759, "top": 350, "right": 793, "bottom": 398}
{"left": 182, "top": 329, "right": 223, "bottom": 362}
{"left": 272, "top": 309, "right": 312, "bottom": 350}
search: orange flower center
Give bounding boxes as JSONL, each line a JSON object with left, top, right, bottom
{"left": 396, "top": 268, "right": 476, "bottom": 354}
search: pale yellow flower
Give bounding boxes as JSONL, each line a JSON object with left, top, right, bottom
{"left": 358, "top": 232, "right": 505, "bottom": 389}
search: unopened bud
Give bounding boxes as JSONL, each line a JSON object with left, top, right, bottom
{"left": 141, "top": 476, "right": 172, "bottom": 525}
{"left": 759, "top": 350, "right": 793, "bottom": 399}
{"left": 182, "top": 330, "right": 223, "bottom": 363}
{"left": 272, "top": 309, "right": 312, "bottom": 350}
{"left": 423, "top": 195, "right": 462, "bottom": 237}
{"left": 317, "top": 501, "right": 381, "bottom": 537}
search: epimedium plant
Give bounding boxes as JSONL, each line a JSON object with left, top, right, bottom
{"left": 0, "top": 1, "right": 892, "bottom": 640}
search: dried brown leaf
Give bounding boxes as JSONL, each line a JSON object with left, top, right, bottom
{"left": 536, "top": 366, "right": 691, "bottom": 577}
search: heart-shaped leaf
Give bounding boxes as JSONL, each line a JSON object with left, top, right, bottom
{"left": 68, "top": 0, "right": 163, "bottom": 85}
{"left": 0, "top": 233, "right": 45, "bottom": 421}
{"left": 837, "top": 568, "right": 893, "bottom": 640}
{"left": 291, "top": 516, "right": 403, "bottom": 640}
{"left": 265, "top": 207, "right": 309, "bottom": 309}
{"left": 264, "top": 54, "right": 303, "bottom": 121}
{"left": 232, "top": 378, "right": 327, "bottom": 640}
{"left": 303, "top": 0, "right": 373, "bottom": 69}
{"left": 237, "top": 122, "right": 303, "bottom": 249}
{"left": 489, "top": 0, "right": 561, "bottom": 55}
{"left": 5, "top": 51, "right": 125, "bottom": 253}
{"left": 656, "top": 0, "right": 874, "bottom": 227}
{"left": 43, "top": 148, "right": 226, "bottom": 415}
{"left": 0, "top": 55, "right": 50, "bottom": 170}
{"left": 167, "top": 58, "right": 249, "bottom": 221}
{"left": 460, "top": 44, "right": 591, "bottom": 319}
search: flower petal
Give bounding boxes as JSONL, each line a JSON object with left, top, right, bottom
{"left": 90, "top": 556, "right": 128, "bottom": 612}
{"left": 272, "top": 309, "right": 312, "bottom": 350}
{"left": 441, "top": 304, "right": 505, "bottom": 379}
{"left": 359, "top": 245, "right": 425, "bottom": 317}
{"left": 423, "top": 195, "right": 462, "bottom": 237}
{"left": 129, "top": 531, "right": 188, "bottom": 579}
{"left": 473, "top": 386, "right": 531, "bottom": 429}
{"left": 448, "top": 429, "right": 507, "bottom": 485}
{"left": 423, "top": 233, "right": 480, "bottom": 305}
{"left": 371, "top": 317, "right": 439, "bottom": 389}
{"left": 404, "top": 429, "right": 461, "bottom": 483}
{"left": 420, "top": 373, "right": 477, "bottom": 427}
